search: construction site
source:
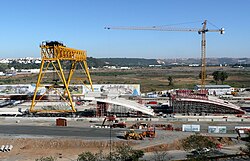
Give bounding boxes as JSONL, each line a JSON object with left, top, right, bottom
{"left": 0, "top": 21, "right": 250, "bottom": 160}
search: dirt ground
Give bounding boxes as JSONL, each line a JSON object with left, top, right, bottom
{"left": 0, "top": 118, "right": 246, "bottom": 160}
{"left": 0, "top": 127, "right": 192, "bottom": 161}
{"left": 0, "top": 137, "right": 133, "bottom": 161}
{"left": 0, "top": 134, "right": 237, "bottom": 161}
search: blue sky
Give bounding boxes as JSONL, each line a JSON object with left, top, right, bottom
{"left": 0, "top": 0, "right": 249, "bottom": 59}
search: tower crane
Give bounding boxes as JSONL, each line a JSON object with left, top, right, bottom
{"left": 105, "top": 20, "right": 224, "bottom": 89}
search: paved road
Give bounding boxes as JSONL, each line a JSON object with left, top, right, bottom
{"left": 0, "top": 125, "right": 125, "bottom": 139}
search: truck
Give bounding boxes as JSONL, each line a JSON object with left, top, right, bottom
{"left": 102, "top": 115, "right": 126, "bottom": 128}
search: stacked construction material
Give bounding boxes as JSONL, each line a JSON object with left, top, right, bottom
{"left": 0, "top": 145, "right": 13, "bottom": 152}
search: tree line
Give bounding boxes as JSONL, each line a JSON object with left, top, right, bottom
{"left": 168, "top": 70, "right": 229, "bottom": 86}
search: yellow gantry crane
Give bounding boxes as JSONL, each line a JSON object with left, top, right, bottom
{"left": 105, "top": 20, "right": 224, "bottom": 89}
{"left": 30, "top": 41, "right": 93, "bottom": 113}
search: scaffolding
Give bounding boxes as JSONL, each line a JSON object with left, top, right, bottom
{"left": 172, "top": 90, "right": 244, "bottom": 114}
{"left": 172, "top": 99, "right": 244, "bottom": 114}
{"left": 30, "top": 41, "right": 93, "bottom": 113}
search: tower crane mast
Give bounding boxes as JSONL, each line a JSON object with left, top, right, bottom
{"left": 105, "top": 20, "right": 224, "bottom": 89}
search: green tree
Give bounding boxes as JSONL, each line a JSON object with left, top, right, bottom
{"left": 212, "top": 71, "right": 221, "bottom": 85}
{"left": 168, "top": 76, "right": 173, "bottom": 86}
{"left": 182, "top": 134, "right": 216, "bottom": 151}
{"left": 182, "top": 134, "right": 216, "bottom": 160}
{"left": 109, "top": 144, "right": 144, "bottom": 161}
{"left": 220, "top": 71, "right": 228, "bottom": 84}
{"left": 212, "top": 71, "right": 229, "bottom": 85}
{"left": 77, "top": 144, "right": 144, "bottom": 161}
{"left": 0, "top": 63, "right": 8, "bottom": 72}
{"left": 151, "top": 150, "right": 172, "bottom": 161}
{"left": 35, "top": 156, "right": 56, "bottom": 161}
{"left": 77, "top": 151, "right": 97, "bottom": 161}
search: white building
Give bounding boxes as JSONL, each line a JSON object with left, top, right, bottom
{"left": 120, "top": 67, "right": 131, "bottom": 70}
{"left": 0, "top": 59, "right": 11, "bottom": 63}
{"left": 20, "top": 69, "right": 40, "bottom": 73}
{"left": 149, "top": 64, "right": 162, "bottom": 67}
{"left": 189, "top": 64, "right": 199, "bottom": 67}
{"left": 194, "top": 85, "right": 232, "bottom": 95}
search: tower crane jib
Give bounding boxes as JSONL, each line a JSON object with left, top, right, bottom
{"left": 105, "top": 20, "right": 224, "bottom": 89}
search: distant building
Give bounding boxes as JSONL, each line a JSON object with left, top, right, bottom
{"left": 189, "top": 64, "right": 199, "bottom": 67}
{"left": 35, "top": 60, "right": 41, "bottom": 64}
{"left": 120, "top": 67, "right": 131, "bottom": 70}
{"left": 103, "top": 66, "right": 116, "bottom": 69}
{"left": 149, "top": 64, "right": 162, "bottom": 67}
{"left": 157, "top": 60, "right": 165, "bottom": 65}
{"left": 0, "top": 84, "right": 141, "bottom": 96}
{"left": 0, "top": 59, "right": 11, "bottom": 63}
{"left": 194, "top": 85, "right": 232, "bottom": 95}
{"left": 5, "top": 68, "right": 17, "bottom": 76}
{"left": 0, "top": 72, "right": 5, "bottom": 76}
{"left": 20, "top": 69, "right": 40, "bottom": 73}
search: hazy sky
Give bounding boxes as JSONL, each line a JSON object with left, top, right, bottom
{"left": 0, "top": 0, "right": 249, "bottom": 59}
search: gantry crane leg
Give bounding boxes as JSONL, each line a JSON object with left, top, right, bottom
{"left": 83, "top": 61, "right": 94, "bottom": 91}
{"left": 57, "top": 59, "right": 76, "bottom": 112}
{"left": 66, "top": 61, "right": 77, "bottom": 86}
{"left": 30, "top": 58, "right": 45, "bottom": 112}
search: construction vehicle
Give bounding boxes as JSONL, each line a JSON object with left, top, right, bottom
{"left": 105, "top": 20, "right": 224, "bottom": 89}
{"left": 141, "top": 127, "right": 156, "bottom": 138}
{"left": 112, "top": 122, "right": 126, "bottom": 128}
{"left": 165, "top": 124, "right": 174, "bottom": 131}
{"left": 102, "top": 115, "right": 126, "bottom": 128}
{"left": 124, "top": 130, "right": 145, "bottom": 140}
{"left": 124, "top": 127, "right": 156, "bottom": 140}
{"left": 130, "top": 122, "right": 149, "bottom": 129}
{"left": 235, "top": 128, "right": 250, "bottom": 140}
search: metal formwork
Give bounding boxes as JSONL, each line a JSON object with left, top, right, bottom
{"left": 30, "top": 41, "right": 93, "bottom": 113}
